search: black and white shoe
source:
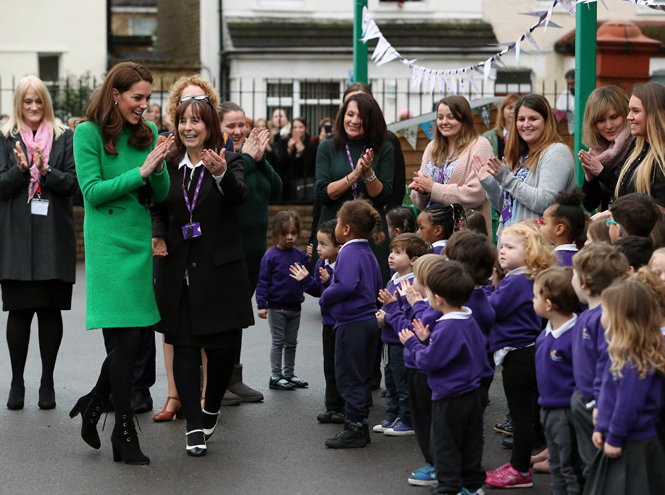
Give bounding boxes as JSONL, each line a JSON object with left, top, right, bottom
{"left": 186, "top": 429, "right": 207, "bottom": 457}
{"left": 285, "top": 376, "right": 308, "bottom": 388}
{"left": 202, "top": 409, "right": 219, "bottom": 441}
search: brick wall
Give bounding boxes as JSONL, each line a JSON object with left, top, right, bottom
{"left": 157, "top": 0, "right": 200, "bottom": 64}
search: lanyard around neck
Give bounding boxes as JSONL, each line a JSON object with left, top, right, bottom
{"left": 181, "top": 166, "right": 205, "bottom": 222}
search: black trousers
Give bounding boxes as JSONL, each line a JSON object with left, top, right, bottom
{"left": 502, "top": 346, "right": 538, "bottom": 473}
{"left": 322, "top": 323, "right": 344, "bottom": 412}
{"left": 103, "top": 326, "right": 155, "bottom": 395}
{"left": 335, "top": 318, "right": 380, "bottom": 423}
{"left": 407, "top": 368, "right": 433, "bottom": 465}
{"left": 431, "top": 389, "right": 485, "bottom": 494}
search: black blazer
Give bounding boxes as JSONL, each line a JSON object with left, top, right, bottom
{"left": 151, "top": 151, "right": 254, "bottom": 336}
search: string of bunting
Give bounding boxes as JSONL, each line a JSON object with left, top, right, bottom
{"left": 361, "top": 0, "right": 665, "bottom": 94}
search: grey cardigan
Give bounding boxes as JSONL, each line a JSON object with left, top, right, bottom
{"left": 480, "top": 142, "right": 576, "bottom": 229}
{"left": 0, "top": 128, "right": 77, "bottom": 283}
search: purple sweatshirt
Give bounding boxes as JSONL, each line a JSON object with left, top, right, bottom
{"left": 319, "top": 239, "right": 383, "bottom": 327}
{"left": 256, "top": 246, "right": 319, "bottom": 311}
{"left": 306, "top": 258, "right": 335, "bottom": 326}
{"left": 595, "top": 360, "right": 665, "bottom": 447}
{"left": 432, "top": 240, "right": 447, "bottom": 255}
{"left": 381, "top": 272, "right": 415, "bottom": 344}
{"left": 554, "top": 245, "right": 578, "bottom": 267}
{"left": 486, "top": 268, "right": 542, "bottom": 352}
{"left": 466, "top": 288, "right": 496, "bottom": 382}
{"left": 403, "top": 308, "right": 486, "bottom": 400}
{"left": 571, "top": 306, "right": 608, "bottom": 402}
{"left": 535, "top": 315, "right": 577, "bottom": 408}
{"left": 403, "top": 299, "right": 444, "bottom": 371}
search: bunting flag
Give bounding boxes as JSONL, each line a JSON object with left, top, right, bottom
{"left": 361, "top": 0, "right": 665, "bottom": 94}
{"left": 567, "top": 111, "right": 575, "bottom": 135}
{"left": 551, "top": 108, "right": 567, "bottom": 123}
{"left": 419, "top": 121, "right": 436, "bottom": 141}
{"left": 401, "top": 125, "right": 419, "bottom": 150}
{"left": 476, "top": 104, "right": 494, "bottom": 129}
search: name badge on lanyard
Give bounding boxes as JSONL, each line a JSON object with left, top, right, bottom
{"left": 182, "top": 166, "right": 205, "bottom": 240}
{"left": 31, "top": 198, "right": 49, "bottom": 216}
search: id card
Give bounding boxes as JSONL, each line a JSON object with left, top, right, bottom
{"left": 31, "top": 198, "right": 50, "bottom": 216}
{"left": 182, "top": 222, "right": 202, "bottom": 240}
{"left": 500, "top": 204, "right": 511, "bottom": 223}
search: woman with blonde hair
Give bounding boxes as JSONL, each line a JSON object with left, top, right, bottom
{"left": 615, "top": 82, "right": 665, "bottom": 210}
{"left": 0, "top": 76, "right": 77, "bottom": 411}
{"left": 474, "top": 94, "right": 576, "bottom": 237}
{"left": 483, "top": 93, "right": 518, "bottom": 160}
{"left": 409, "top": 95, "right": 494, "bottom": 233}
{"left": 579, "top": 85, "right": 633, "bottom": 211}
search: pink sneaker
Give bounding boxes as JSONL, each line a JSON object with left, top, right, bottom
{"left": 485, "top": 463, "right": 533, "bottom": 488}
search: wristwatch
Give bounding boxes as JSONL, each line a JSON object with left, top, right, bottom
{"left": 41, "top": 165, "right": 52, "bottom": 177}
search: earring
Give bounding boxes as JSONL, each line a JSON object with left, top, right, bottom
{"left": 114, "top": 100, "right": 118, "bottom": 105}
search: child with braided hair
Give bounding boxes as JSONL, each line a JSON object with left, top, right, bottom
{"left": 416, "top": 203, "right": 466, "bottom": 254}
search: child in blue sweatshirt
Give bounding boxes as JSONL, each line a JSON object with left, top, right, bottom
{"left": 485, "top": 221, "right": 556, "bottom": 489}
{"left": 570, "top": 243, "right": 630, "bottom": 474}
{"left": 400, "top": 260, "right": 486, "bottom": 495}
{"left": 533, "top": 267, "right": 584, "bottom": 495}
{"left": 256, "top": 211, "right": 319, "bottom": 390}
{"left": 540, "top": 189, "right": 587, "bottom": 267}
{"left": 416, "top": 203, "right": 466, "bottom": 254}
{"left": 587, "top": 280, "right": 665, "bottom": 494}
{"left": 374, "top": 233, "right": 429, "bottom": 437}
{"left": 290, "top": 219, "right": 343, "bottom": 423}
{"left": 321, "top": 198, "right": 384, "bottom": 449}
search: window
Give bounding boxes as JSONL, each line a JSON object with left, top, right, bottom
{"left": 38, "top": 54, "right": 60, "bottom": 83}
{"left": 130, "top": 17, "right": 157, "bottom": 36}
{"left": 494, "top": 70, "right": 532, "bottom": 96}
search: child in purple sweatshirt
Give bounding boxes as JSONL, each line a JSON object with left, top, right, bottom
{"left": 256, "top": 211, "right": 320, "bottom": 391}
{"left": 321, "top": 199, "right": 384, "bottom": 449}
{"left": 400, "top": 260, "right": 486, "bottom": 495}
{"left": 570, "top": 243, "right": 630, "bottom": 474}
{"left": 533, "top": 267, "right": 584, "bottom": 495}
{"left": 587, "top": 280, "right": 665, "bottom": 494}
{"left": 539, "top": 188, "right": 586, "bottom": 267}
{"left": 374, "top": 233, "right": 429, "bottom": 437}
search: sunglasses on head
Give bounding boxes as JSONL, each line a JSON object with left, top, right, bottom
{"left": 179, "top": 95, "right": 210, "bottom": 103}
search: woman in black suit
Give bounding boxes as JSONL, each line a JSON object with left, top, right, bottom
{"left": 151, "top": 97, "right": 254, "bottom": 456}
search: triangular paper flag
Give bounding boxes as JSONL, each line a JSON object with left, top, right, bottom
{"left": 483, "top": 57, "right": 493, "bottom": 83}
{"left": 526, "top": 32, "right": 541, "bottom": 52}
{"left": 419, "top": 121, "right": 436, "bottom": 141}
{"left": 402, "top": 125, "right": 418, "bottom": 150}
{"left": 475, "top": 103, "right": 494, "bottom": 129}
{"left": 371, "top": 37, "right": 391, "bottom": 61}
{"left": 467, "top": 69, "right": 480, "bottom": 93}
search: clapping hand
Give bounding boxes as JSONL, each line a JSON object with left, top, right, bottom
{"left": 377, "top": 288, "right": 398, "bottom": 306}
{"left": 242, "top": 128, "right": 270, "bottom": 162}
{"left": 289, "top": 262, "right": 310, "bottom": 281}
{"left": 376, "top": 310, "right": 386, "bottom": 327}
{"left": 412, "top": 318, "right": 431, "bottom": 341}
{"left": 140, "top": 134, "right": 174, "bottom": 179}
{"left": 318, "top": 267, "right": 330, "bottom": 284}
{"left": 404, "top": 283, "right": 423, "bottom": 307}
{"left": 202, "top": 148, "right": 227, "bottom": 177}
{"left": 398, "top": 328, "right": 415, "bottom": 345}
{"left": 578, "top": 149, "right": 603, "bottom": 181}
{"left": 396, "top": 279, "right": 412, "bottom": 297}
{"left": 13, "top": 141, "right": 29, "bottom": 172}
{"left": 408, "top": 171, "right": 434, "bottom": 195}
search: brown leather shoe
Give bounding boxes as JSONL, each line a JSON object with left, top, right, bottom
{"left": 152, "top": 396, "right": 183, "bottom": 422}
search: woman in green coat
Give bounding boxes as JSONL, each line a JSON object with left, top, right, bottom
{"left": 70, "top": 62, "right": 172, "bottom": 465}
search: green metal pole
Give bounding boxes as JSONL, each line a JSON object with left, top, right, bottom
{"left": 353, "top": 0, "right": 368, "bottom": 84}
{"left": 574, "top": 2, "right": 597, "bottom": 187}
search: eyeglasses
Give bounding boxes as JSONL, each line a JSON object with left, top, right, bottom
{"left": 179, "top": 95, "right": 210, "bottom": 103}
{"left": 606, "top": 218, "right": 625, "bottom": 237}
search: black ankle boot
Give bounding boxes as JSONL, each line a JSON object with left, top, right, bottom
{"left": 111, "top": 414, "right": 150, "bottom": 465}
{"left": 7, "top": 382, "right": 25, "bottom": 410}
{"left": 325, "top": 420, "right": 368, "bottom": 449}
{"left": 186, "top": 429, "right": 207, "bottom": 457}
{"left": 69, "top": 389, "right": 109, "bottom": 449}
{"left": 38, "top": 380, "right": 56, "bottom": 410}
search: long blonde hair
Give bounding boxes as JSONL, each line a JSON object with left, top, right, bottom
{"left": 1, "top": 76, "right": 65, "bottom": 139}
{"left": 430, "top": 96, "right": 480, "bottom": 166}
{"left": 505, "top": 94, "right": 563, "bottom": 172}
{"left": 616, "top": 82, "right": 665, "bottom": 197}
{"left": 582, "top": 85, "right": 630, "bottom": 149}
{"left": 501, "top": 221, "right": 556, "bottom": 279}
{"left": 601, "top": 279, "right": 665, "bottom": 378}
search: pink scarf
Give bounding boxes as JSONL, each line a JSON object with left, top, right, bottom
{"left": 19, "top": 122, "right": 53, "bottom": 201}
{"left": 590, "top": 128, "right": 634, "bottom": 172}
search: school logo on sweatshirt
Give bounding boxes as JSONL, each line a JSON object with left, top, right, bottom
{"left": 582, "top": 327, "right": 591, "bottom": 340}
{"left": 550, "top": 349, "right": 563, "bottom": 362}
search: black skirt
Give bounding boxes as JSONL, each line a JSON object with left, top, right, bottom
{"left": 583, "top": 436, "right": 665, "bottom": 495}
{"left": 1, "top": 280, "right": 73, "bottom": 311}
{"left": 164, "top": 282, "right": 241, "bottom": 350}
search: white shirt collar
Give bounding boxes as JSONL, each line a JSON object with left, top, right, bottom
{"left": 325, "top": 259, "right": 336, "bottom": 270}
{"left": 554, "top": 244, "right": 578, "bottom": 253}
{"left": 178, "top": 153, "right": 204, "bottom": 170}
{"left": 432, "top": 240, "right": 447, "bottom": 249}
{"left": 506, "top": 267, "right": 528, "bottom": 277}
{"left": 436, "top": 306, "right": 472, "bottom": 322}
{"left": 391, "top": 272, "right": 415, "bottom": 285}
{"left": 545, "top": 314, "right": 578, "bottom": 339}
{"left": 338, "top": 238, "right": 368, "bottom": 254}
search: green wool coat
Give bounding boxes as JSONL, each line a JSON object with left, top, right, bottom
{"left": 73, "top": 121, "right": 170, "bottom": 330}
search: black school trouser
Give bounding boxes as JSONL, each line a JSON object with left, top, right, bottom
{"left": 431, "top": 389, "right": 485, "bottom": 494}
{"left": 502, "top": 345, "right": 538, "bottom": 473}
{"left": 335, "top": 318, "right": 380, "bottom": 423}
{"left": 322, "top": 323, "right": 344, "bottom": 412}
{"left": 408, "top": 368, "right": 433, "bottom": 465}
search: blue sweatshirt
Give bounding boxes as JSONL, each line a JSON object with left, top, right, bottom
{"left": 381, "top": 272, "right": 415, "bottom": 344}
{"left": 404, "top": 308, "right": 486, "bottom": 400}
{"left": 486, "top": 268, "right": 542, "bottom": 352}
{"left": 319, "top": 239, "right": 383, "bottom": 327}
{"left": 535, "top": 315, "right": 578, "bottom": 408}
{"left": 467, "top": 287, "right": 495, "bottom": 337}
{"left": 554, "top": 244, "right": 578, "bottom": 267}
{"left": 256, "top": 246, "right": 320, "bottom": 311}
{"left": 403, "top": 299, "right": 444, "bottom": 371}
{"left": 571, "top": 306, "right": 608, "bottom": 402}
{"left": 432, "top": 240, "right": 447, "bottom": 255}
{"left": 595, "top": 360, "right": 665, "bottom": 447}
{"left": 303, "top": 258, "right": 336, "bottom": 326}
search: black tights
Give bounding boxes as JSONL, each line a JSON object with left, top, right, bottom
{"left": 173, "top": 345, "right": 235, "bottom": 432}
{"left": 95, "top": 328, "right": 141, "bottom": 425}
{"left": 6, "top": 309, "right": 63, "bottom": 387}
